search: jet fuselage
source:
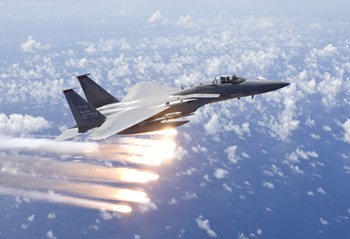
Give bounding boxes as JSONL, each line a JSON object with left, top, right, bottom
{"left": 97, "top": 76, "right": 289, "bottom": 134}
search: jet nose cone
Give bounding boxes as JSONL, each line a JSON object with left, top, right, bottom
{"left": 256, "top": 80, "right": 290, "bottom": 93}
{"left": 275, "top": 82, "right": 290, "bottom": 90}
{"left": 263, "top": 80, "right": 289, "bottom": 91}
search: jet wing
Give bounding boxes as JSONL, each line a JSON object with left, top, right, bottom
{"left": 55, "top": 127, "right": 79, "bottom": 141}
{"left": 88, "top": 105, "right": 168, "bottom": 140}
{"left": 123, "top": 82, "right": 177, "bottom": 102}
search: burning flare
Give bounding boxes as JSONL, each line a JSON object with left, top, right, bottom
{"left": 0, "top": 128, "right": 178, "bottom": 212}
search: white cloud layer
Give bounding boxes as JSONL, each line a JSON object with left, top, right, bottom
{"left": 0, "top": 17, "right": 348, "bottom": 149}
{"left": 20, "top": 36, "right": 50, "bottom": 52}
{"left": 0, "top": 113, "right": 50, "bottom": 136}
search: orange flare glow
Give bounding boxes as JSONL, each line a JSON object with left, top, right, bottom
{"left": 115, "top": 189, "right": 150, "bottom": 203}
{"left": 144, "top": 128, "right": 178, "bottom": 136}
{"left": 121, "top": 169, "right": 159, "bottom": 183}
{"left": 94, "top": 133, "right": 177, "bottom": 165}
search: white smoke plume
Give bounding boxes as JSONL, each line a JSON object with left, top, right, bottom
{"left": 0, "top": 155, "right": 158, "bottom": 183}
{"left": 0, "top": 129, "right": 178, "bottom": 212}
{"left": 0, "top": 136, "right": 98, "bottom": 155}
{"left": 0, "top": 187, "right": 132, "bottom": 213}
{"left": 0, "top": 173, "right": 150, "bottom": 203}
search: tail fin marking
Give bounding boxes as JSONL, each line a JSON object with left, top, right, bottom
{"left": 63, "top": 89, "right": 106, "bottom": 132}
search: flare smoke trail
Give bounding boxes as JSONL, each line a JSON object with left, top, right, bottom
{"left": 0, "top": 173, "right": 150, "bottom": 203}
{"left": 0, "top": 136, "right": 98, "bottom": 155}
{"left": 0, "top": 186, "right": 132, "bottom": 213}
{"left": 0, "top": 155, "right": 159, "bottom": 183}
{"left": 0, "top": 133, "right": 177, "bottom": 165}
{"left": 0, "top": 129, "right": 178, "bottom": 212}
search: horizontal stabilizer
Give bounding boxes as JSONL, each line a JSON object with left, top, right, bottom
{"left": 54, "top": 127, "right": 79, "bottom": 141}
{"left": 77, "top": 73, "right": 119, "bottom": 108}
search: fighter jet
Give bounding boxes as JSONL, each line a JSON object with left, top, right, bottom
{"left": 55, "top": 74, "right": 289, "bottom": 141}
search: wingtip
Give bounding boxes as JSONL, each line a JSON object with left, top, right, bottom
{"left": 63, "top": 89, "right": 74, "bottom": 93}
{"left": 76, "top": 73, "right": 91, "bottom": 80}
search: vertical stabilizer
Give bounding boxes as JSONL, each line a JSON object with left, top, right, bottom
{"left": 77, "top": 74, "right": 119, "bottom": 108}
{"left": 63, "top": 89, "right": 106, "bottom": 132}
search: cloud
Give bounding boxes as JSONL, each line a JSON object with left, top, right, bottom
{"left": 317, "top": 187, "right": 326, "bottom": 195}
{"left": 257, "top": 229, "right": 263, "bottom": 235}
{"left": 341, "top": 119, "right": 350, "bottom": 143}
{"left": 182, "top": 191, "right": 198, "bottom": 200}
{"left": 317, "top": 73, "right": 342, "bottom": 108}
{"left": 116, "top": 4, "right": 132, "bottom": 17}
{"left": 99, "top": 210, "right": 114, "bottom": 221}
{"left": 214, "top": 168, "right": 229, "bottom": 179}
{"left": 47, "top": 212, "right": 56, "bottom": 220}
{"left": 262, "top": 181, "right": 275, "bottom": 189}
{"left": 147, "top": 11, "right": 198, "bottom": 29}
{"left": 206, "top": 57, "right": 221, "bottom": 76}
{"left": 297, "top": 70, "right": 317, "bottom": 95}
{"left": 307, "top": 191, "right": 314, "bottom": 196}
{"left": 263, "top": 164, "right": 284, "bottom": 178}
{"left": 20, "top": 36, "right": 50, "bottom": 52}
{"left": 168, "top": 198, "right": 177, "bottom": 205}
{"left": 138, "top": 201, "right": 158, "bottom": 214}
{"left": 310, "top": 133, "right": 321, "bottom": 139}
{"left": 147, "top": 11, "right": 170, "bottom": 26}
{"left": 27, "top": 214, "right": 35, "bottom": 222}
{"left": 223, "top": 183, "right": 233, "bottom": 193}
{"left": 323, "top": 125, "right": 332, "bottom": 132}
{"left": 225, "top": 145, "right": 240, "bottom": 164}
{"left": 175, "top": 146, "right": 188, "bottom": 160}
{"left": 0, "top": 113, "right": 50, "bottom": 136}
{"left": 83, "top": 38, "right": 123, "bottom": 54}
{"left": 286, "top": 148, "right": 319, "bottom": 163}
{"left": 238, "top": 232, "right": 249, "bottom": 239}
{"left": 224, "top": 122, "right": 251, "bottom": 138}
{"left": 242, "top": 152, "right": 250, "bottom": 158}
{"left": 195, "top": 215, "right": 218, "bottom": 237}
{"left": 320, "top": 218, "right": 329, "bottom": 225}
{"left": 266, "top": 97, "right": 299, "bottom": 141}
{"left": 204, "top": 113, "right": 220, "bottom": 135}
{"left": 46, "top": 230, "right": 57, "bottom": 239}
{"left": 315, "top": 44, "right": 337, "bottom": 57}
{"left": 176, "top": 15, "right": 198, "bottom": 28}
{"left": 289, "top": 164, "right": 304, "bottom": 174}
{"left": 191, "top": 144, "right": 208, "bottom": 154}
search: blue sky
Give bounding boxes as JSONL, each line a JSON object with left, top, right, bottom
{"left": 0, "top": 1, "right": 350, "bottom": 239}
{"left": 1, "top": 0, "right": 349, "bottom": 19}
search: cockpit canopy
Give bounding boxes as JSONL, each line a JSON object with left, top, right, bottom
{"left": 214, "top": 75, "right": 246, "bottom": 84}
